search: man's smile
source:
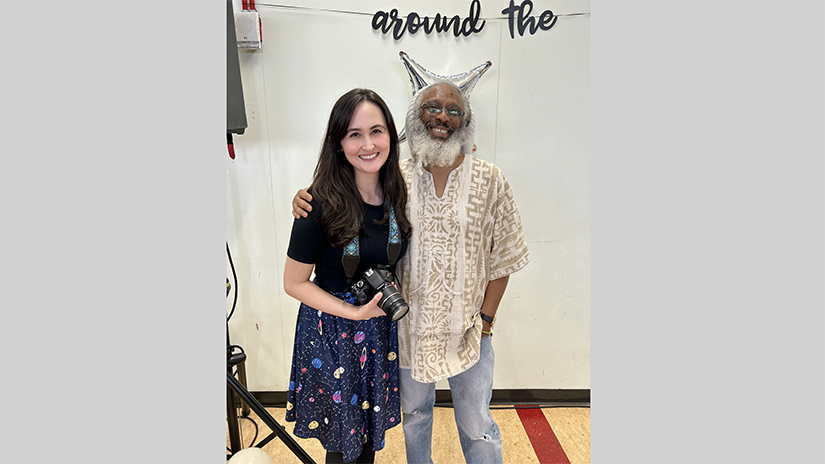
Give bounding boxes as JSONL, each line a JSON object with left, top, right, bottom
{"left": 426, "top": 122, "right": 453, "bottom": 138}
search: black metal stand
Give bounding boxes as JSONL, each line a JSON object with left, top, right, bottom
{"left": 226, "top": 344, "right": 249, "bottom": 456}
{"left": 226, "top": 366, "right": 316, "bottom": 463}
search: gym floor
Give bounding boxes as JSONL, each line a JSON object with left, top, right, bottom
{"left": 227, "top": 403, "right": 590, "bottom": 463}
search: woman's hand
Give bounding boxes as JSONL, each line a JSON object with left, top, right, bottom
{"left": 291, "top": 188, "right": 313, "bottom": 219}
{"left": 353, "top": 293, "right": 387, "bottom": 320}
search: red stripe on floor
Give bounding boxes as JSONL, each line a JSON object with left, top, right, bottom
{"left": 516, "top": 406, "right": 570, "bottom": 464}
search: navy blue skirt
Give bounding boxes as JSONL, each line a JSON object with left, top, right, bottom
{"left": 285, "top": 290, "right": 400, "bottom": 462}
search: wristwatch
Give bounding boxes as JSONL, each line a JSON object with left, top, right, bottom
{"left": 480, "top": 313, "right": 496, "bottom": 326}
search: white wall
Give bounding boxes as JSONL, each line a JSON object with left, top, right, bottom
{"left": 227, "top": 0, "right": 590, "bottom": 391}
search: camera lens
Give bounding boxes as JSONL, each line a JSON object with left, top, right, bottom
{"left": 378, "top": 287, "right": 409, "bottom": 321}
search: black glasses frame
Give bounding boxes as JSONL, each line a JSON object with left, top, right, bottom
{"left": 420, "top": 102, "right": 465, "bottom": 118}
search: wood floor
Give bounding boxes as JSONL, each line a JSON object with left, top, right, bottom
{"left": 227, "top": 404, "right": 590, "bottom": 463}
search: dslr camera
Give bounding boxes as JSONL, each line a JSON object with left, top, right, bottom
{"left": 350, "top": 267, "right": 409, "bottom": 321}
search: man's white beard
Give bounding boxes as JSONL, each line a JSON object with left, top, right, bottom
{"left": 407, "top": 117, "right": 466, "bottom": 168}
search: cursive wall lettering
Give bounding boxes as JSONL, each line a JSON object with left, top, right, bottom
{"left": 373, "top": 0, "right": 559, "bottom": 40}
{"left": 372, "top": 0, "right": 486, "bottom": 40}
{"left": 501, "top": 0, "right": 558, "bottom": 38}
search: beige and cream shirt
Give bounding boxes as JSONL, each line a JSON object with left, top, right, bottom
{"left": 397, "top": 155, "right": 530, "bottom": 383}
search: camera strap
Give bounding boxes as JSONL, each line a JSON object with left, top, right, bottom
{"left": 342, "top": 206, "right": 401, "bottom": 280}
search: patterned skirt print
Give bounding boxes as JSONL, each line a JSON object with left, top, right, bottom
{"left": 285, "top": 290, "right": 400, "bottom": 462}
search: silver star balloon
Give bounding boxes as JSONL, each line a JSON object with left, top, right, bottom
{"left": 399, "top": 51, "right": 492, "bottom": 97}
{"left": 398, "top": 51, "right": 492, "bottom": 145}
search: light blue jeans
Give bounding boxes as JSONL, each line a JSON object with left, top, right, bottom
{"left": 399, "top": 336, "right": 502, "bottom": 464}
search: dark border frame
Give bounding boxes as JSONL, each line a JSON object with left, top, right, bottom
{"left": 252, "top": 389, "right": 590, "bottom": 407}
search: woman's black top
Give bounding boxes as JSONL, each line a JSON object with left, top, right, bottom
{"left": 287, "top": 198, "right": 408, "bottom": 293}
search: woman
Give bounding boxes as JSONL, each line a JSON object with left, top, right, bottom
{"left": 283, "top": 88, "right": 411, "bottom": 464}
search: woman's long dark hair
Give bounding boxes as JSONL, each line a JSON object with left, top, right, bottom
{"left": 310, "top": 88, "right": 411, "bottom": 248}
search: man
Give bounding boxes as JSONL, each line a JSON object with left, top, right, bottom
{"left": 293, "top": 81, "right": 529, "bottom": 464}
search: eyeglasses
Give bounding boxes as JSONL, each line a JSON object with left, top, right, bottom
{"left": 420, "top": 102, "right": 465, "bottom": 118}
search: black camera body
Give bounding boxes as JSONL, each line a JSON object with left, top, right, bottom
{"left": 350, "top": 267, "right": 409, "bottom": 321}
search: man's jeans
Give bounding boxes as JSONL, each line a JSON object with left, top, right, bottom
{"left": 399, "top": 336, "right": 502, "bottom": 464}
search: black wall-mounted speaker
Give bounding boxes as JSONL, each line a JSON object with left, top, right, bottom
{"left": 227, "top": 0, "right": 247, "bottom": 135}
